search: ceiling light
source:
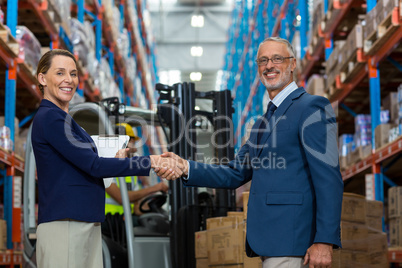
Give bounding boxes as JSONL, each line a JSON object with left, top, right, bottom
{"left": 191, "top": 15, "right": 204, "bottom": 28}
{"left": 191, "top": 46, "right": 203, "bottom": 57}
{"left": 190, "top": 72, "right": 202, "bottom": 81}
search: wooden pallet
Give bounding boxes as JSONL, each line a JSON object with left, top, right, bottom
{"left": 364, "top": 7, "right": 401, "bottom": 55}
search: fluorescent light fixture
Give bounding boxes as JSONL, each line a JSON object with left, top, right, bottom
{"left": 190, "top": 72, "right": 202, "bottom": 81}
{"left": 191, "top": 46, "right": 203, "bottom": 57}
{"left": 195, "top": 106, "right": 201, "bottom": 111}
{"left": 159, "top": 70, "right": 182, "bottom": 85}
{"left": 191, "top": 15, "right": 204, "bottom": 27}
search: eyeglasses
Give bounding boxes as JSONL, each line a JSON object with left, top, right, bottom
{"left": 255, "top": 55, "right": 294, "bottom": 66}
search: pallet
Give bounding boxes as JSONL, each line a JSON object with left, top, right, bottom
{"left": 364, "top": 7, "right": 401, "bottom": 55}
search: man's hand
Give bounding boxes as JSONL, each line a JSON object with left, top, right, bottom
{"left": 154, "top": 181, "right": 169, "bottom": 193}
{"left": 149, "top": 155, "right": 184, "bottom": 180}
{"left": 154, "top": 152, "right": 189, "bottom": 180}
{"left": 303, "top": 243, "right": 333, "bottom": 268}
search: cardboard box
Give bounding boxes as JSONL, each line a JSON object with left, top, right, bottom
{"left": 341, "top": 222, "right": 369, "bottom": 251}
{"left": 306, "top": 75, "right": 325, "bottom": 96}
{"left": 243, "top": 192, "right": 249, "bottom": 220}
{"left": 196, "top": 258, "right": 208, "bottom": 268}
{"left": 357, "top": 145, "right": 372, "bottom": 159}
{"left": 227, "top": 211, "right": 245, "bottom": 222}
{"left": 388, "top": 186, "right": 402, "bottom": 218}
{"left": 389, "top": 217, "right": 402, "bottom": 246}
{"left": 0, "top": 219, "right": 6, "bottom": 250}
{"left": 243, "top": 253, "right": 262, "bottom": 268}
{"left": 368, "top": 233, "right": 388, "bottom": 254}
{"left": 341, "top": 193, "right": 367, "bottom": 223}
{"left": 195, "top": 231, "right": 208, "bottom": 259}
{"left": 209, "top": 265, "right": 243, "bottom": 268}
{"left": 207, "top": 216, "right": 243, "bottom": 230}
{"left": 366, "top": 216, "right": 383, "bottom": 233}
{"left": 207, "top": 221, "right": 245, "bottom": 265}
{"left": 375, "top": 124, "right": 393, "bottom": 149}
{"left": 366, "top": 200, "right": 383, "bottom": 217}
{"left": 339, "top": 250, "right": 370, "bottom": 268}
{"left": 383, "top": 92, "right": 398, "bottom": 123}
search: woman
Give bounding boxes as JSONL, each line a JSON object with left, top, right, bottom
{"left": 31, "top": 49, "right": 181, "bottom": 268}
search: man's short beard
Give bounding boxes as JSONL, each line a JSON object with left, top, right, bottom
{"left": 261, "top": 64, "right": 293, "bottom": 91}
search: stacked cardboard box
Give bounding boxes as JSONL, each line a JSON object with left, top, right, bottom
{"left": 389, "top": 187, "right": 402, "bottom": 247}
{"left": 0, "top": 219, "right": 6, "bottom": 251}
{"left": 335, "top": 193, "right": 388, "bottom": 267}
{"left": 195, "top": 230, "right": 208, "bottom": 268}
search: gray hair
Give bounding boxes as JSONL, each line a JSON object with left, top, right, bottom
{"left": 258, "top": 37, "right": 296, "bottom": 58}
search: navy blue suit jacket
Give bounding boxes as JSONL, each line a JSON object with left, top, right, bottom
{"left": 184, "top": 88, "right": 343, "bottom": 257}
{"left": 32, "top": 100, "right": 151, "bottom": 224}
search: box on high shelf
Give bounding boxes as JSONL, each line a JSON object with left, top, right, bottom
{"left": 306, "top": 75, "right": 325, "bottom": 97}
{"left": 326, "top": 41, "right": 346, "bottom": 74}
{"left": 383, "top": 92, "right": 398, "bottom": 124}
{"left": 374, "top": 123, "right": 393, "bottom": 149}
{"left": 388, "top": 186, "right": 402, "bottom": 218}
{"left": 342, "top": 23, "right": 364, "bottom": 66}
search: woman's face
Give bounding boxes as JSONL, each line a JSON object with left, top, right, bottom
{"left": 38, "top": 55, "right": 78, "bottom": 111}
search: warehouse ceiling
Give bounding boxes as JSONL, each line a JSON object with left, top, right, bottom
{"left": 148, "top": 0, "right": 233, "bottom": 97}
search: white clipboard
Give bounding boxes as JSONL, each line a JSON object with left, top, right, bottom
{"left": 91, "top": 135, "right": 130, "bottom": 188}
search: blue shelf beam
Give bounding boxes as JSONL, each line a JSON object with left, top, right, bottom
{"left": 340, "top": 103, "right": 357, "bottom": 117}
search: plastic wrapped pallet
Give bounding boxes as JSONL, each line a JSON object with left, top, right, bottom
{"left": 69, "top": 18, "right": 91, "bottom": 67}
{"left": 15, "top": 26, "right": 41, "bottom": 75}
{"left": 117, "top": 28, "right": 130, "bottom": 61}
{"left": 49, "top": 0, "right": 71, "bottom": 24}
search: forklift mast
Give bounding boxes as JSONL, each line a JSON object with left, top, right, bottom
{"left": 156, "top": 82, "right": 236, "bottom": 268}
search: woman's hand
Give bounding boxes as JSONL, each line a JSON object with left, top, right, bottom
{"left": 115, "top": 148, "right": 130, "bottom": 158}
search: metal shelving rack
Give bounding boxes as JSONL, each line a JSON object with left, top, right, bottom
{"left": 298, "top": 0, "right": 402, "bottom": 264}
{"left": 221, "top": 0, "right": 298, "bottom": 149}
{"left": 0, "top": 0, "right": 160, "bottom": 265}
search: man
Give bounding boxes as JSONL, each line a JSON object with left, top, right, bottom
{"left": 158, "top": 37, "right": 343, "bottom": 268}
{"left": 105, "top": 123, "right": 169, "bottom": 223}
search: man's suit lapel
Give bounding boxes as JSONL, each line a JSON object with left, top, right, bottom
{"left": 254, "top": 87, "right": 306, "bottom": 157}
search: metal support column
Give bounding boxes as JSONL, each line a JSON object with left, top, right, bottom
{"left": 298, "top": 0, "right": 308, "bottom": 59}
{"left": 77, "top": 0, "right": 85, "bottom": 23}
{"left": 369, "top": 55, "right": 382, "bottom": 201}
{"left": 6, "top": 0, "right": 18, "bottom": 250}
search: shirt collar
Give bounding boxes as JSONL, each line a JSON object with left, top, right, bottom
{"left": 268, "top": 81, "right": 298, "bottom": 108}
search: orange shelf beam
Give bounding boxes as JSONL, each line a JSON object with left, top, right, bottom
{"left": 341, "top": 155, "right": 372, "bottom": 181}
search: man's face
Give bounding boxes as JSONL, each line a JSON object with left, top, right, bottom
{"left": 257, "top": 41, "right": 296, "bottom": 92}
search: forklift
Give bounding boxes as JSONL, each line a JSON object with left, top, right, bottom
{"left": 23, "top": 82, "right": 236, "bottom": 268}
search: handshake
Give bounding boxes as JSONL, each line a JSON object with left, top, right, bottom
{"left": 150, "top": 152, "right": 188, "bottom": 180}
{"left": 115, "top": 149, "right": 188, "bottom": 180}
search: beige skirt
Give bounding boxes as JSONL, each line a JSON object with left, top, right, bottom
{"left": 36, "top": 220, "right": 103, "bottom": 268}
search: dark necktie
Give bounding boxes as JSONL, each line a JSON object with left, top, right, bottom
{"left": 257, "top": 101, "right": 277, "bottom": 143}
